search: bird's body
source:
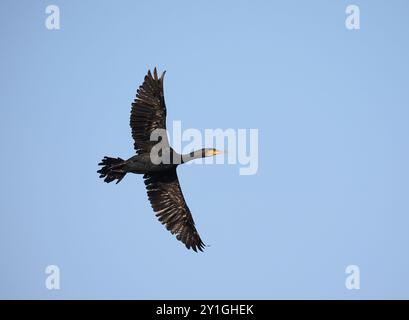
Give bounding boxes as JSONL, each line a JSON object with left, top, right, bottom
{"left": 123, "top": 152, "right": 177, "bottom": 174}
{"left": 97, "top": 68, "right": 221, "bottom": 252}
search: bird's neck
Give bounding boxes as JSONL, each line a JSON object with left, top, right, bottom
{"left": 180, "top": 151, "right": 204, "bottom": 164}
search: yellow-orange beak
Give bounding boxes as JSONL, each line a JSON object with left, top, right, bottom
{"left": 211, "top": 149, "right": 223, "bottom": 156}
{"left": 206, "top": 149, "right": 223, "bottom": 157}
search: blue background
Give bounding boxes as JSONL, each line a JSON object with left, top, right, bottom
{"left": 1, "top": 0, "right": 408, "bottom": 299}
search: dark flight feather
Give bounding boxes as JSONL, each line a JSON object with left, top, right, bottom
{"left": 143, "top": 169, "right": 205, "bottom": 252}
{"left": 130, "top": 68, "right": 168, "bottom": 154}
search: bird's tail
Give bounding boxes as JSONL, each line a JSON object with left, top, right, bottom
{"left": 97, "top": 156, "right": 127, "bottom": 184}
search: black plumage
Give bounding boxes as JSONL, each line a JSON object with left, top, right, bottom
{"left": 130, "top": 68, "right": 168, "bottom": 154}
{"left": 97, "top": 68, "right": 221, "bottom": 252}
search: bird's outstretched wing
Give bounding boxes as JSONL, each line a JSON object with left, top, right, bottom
{"left": 130, "top": 68, "right": 168, "bottom": 154}
{"left": 143, "top": 169, "right": 205, "bottom": 252}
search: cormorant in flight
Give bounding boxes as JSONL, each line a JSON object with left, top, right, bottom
{"left": 97, "top": 68, "right": 222, "bottom": 252}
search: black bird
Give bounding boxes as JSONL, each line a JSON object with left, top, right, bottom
{"left": 97, "top": 68, "right": 222, "bottom": 252}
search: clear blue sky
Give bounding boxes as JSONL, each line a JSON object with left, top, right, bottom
{"left": 1, "top": 0, "right": 408, "bottom": 299}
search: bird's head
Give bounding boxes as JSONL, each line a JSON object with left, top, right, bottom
{"left": 182, "top": 148, "right": 223, "bottom": 163}
{"left": 202, "top": 148, "right": 223, "bottom": 158}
